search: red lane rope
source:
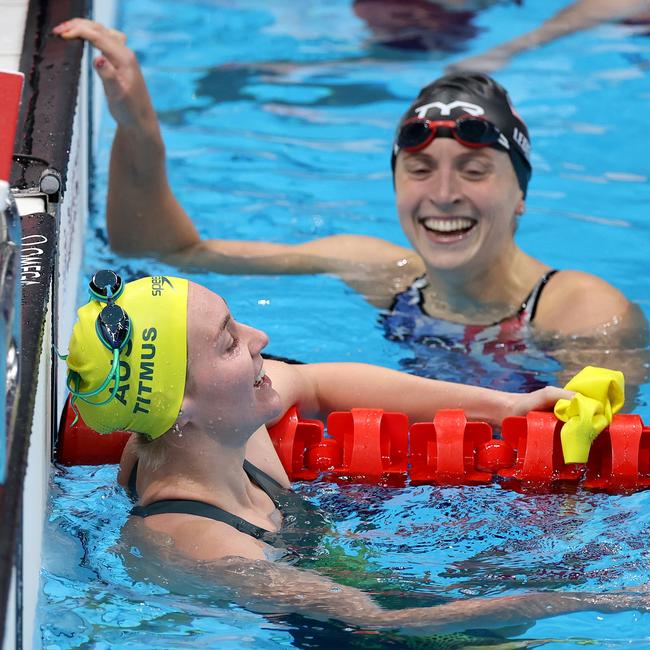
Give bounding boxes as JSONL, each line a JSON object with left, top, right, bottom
{"left": 57, "top": 398, "right": 650, "bottom": 493}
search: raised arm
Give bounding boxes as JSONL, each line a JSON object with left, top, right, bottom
{"left": 448, "top": 0, "right": 650, "bottom": 73}
{"left": 264, "top": 360, "right": 573, "bottom": 427}
{"left": 53, "top": 19, "right": 198, "bottom": 256}
{"left": 55, "top": 19, "right": 418, "bottom": 306}
{"left": 54, "top": 20, "right": 198, "bottom": 256}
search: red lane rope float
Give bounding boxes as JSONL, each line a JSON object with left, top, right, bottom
{"left": 328, "top": 409, "right": 408, "bottom": 484}
{"left": 583, "top": 415, "right": 650, "bottom": 491}
{"left": 498, "top": 412, "right": 583, "bottom": 485}
{"left": 268, "top": 407, "right": 650, "bottom": 492}
{"left": 269, "top": 408, "right": 324, "bottom": 481}
{"left": 410, "top": 410, "right": 494, "bottom": 485}
{"left": 56, "top": 397, "right": 650, "bottom": 492}
{"left": 56, "top": 396, "right": 130, "bottom": 465}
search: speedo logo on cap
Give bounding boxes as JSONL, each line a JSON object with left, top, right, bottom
{"left": 413, "top": 100, "right": 485, "bottom": 119}
{"left": 151, "top": 276, "right": 173, "bottom": 296}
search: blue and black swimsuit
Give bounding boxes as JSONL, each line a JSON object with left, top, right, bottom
{"left": 381, "top": 270, "right": 561, "bottom": 391}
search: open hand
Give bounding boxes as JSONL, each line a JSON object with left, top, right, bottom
{"left": 53, "top": 18, "right": 156, "bottom": 129}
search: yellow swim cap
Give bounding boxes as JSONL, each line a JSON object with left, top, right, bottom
{"left": 66, "top": 274, "right": 188, "bottom": 440}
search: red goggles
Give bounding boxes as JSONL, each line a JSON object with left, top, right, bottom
{"left": 396, "top": 116, "right": 508, "bottom": 153}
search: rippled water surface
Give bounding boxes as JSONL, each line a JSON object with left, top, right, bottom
{"left": 41, "top": 0, "right": 650, "bottom": 647}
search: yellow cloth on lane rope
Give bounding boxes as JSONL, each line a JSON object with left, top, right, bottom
{"left": 554, "top": 366, "right": 625, "bottom": 463}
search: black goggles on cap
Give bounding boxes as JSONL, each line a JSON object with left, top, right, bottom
{"left": 395, "top": 116, "right": 509, "bottom": 154}
{"left": 89, "top": 269, "right": 131, "bottom": 352}
{"left": 66, "top": 269, "right": 132, "bottom": 409}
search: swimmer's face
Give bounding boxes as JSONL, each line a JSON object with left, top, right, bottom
{"left": 182, "top": 283, "right": 282, "bottom": 436}
{"left": 394, "top": 137, "right": 524, "bottom": 273}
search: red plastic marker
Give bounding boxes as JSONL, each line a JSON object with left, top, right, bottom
{"left": 0, "top": 70, "right": 24, "bottom": 182}
{"left": 410, "top": 409, "right": 494, "bottom": 485}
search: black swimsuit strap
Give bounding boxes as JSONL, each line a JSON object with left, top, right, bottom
{"left": 518, "top": 269, "right": 558, "bottom": 324}
{"left": 130, "top": 499, "right": 272, "bottom": 539}
{"left": 128, "top": 459, "right": 288, "bottom": 541}
{"left": 243, "top": 459, "right": 285, "bottom": 504}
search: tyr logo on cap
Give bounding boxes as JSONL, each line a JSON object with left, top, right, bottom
{"left": 413, "top": 100, "right": 485, "bottom": 119}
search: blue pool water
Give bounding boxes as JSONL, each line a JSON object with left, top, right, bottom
{"left": 41, "top": 0, "right": 650, "bottom": 647}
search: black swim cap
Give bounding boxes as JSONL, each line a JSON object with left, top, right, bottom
{"left": 392, "top": 73, "right": 532, "bottom": 196}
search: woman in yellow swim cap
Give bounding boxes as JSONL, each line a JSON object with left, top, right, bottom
{"left": 65, "top": 271, "right": 650, "bottom": 635}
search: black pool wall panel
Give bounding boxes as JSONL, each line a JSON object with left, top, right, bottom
{"left": 1, "top": 0, "right": 88, "bottom": 647}
{"left": 11, "top": 0, "right": 87, "bottom": 193}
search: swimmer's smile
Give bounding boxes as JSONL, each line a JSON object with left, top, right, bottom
{"left": 254, "top": 366, "right": 270, "bottom": 389}
{"left": 419, "top": 216, "right": 477, "bottom": 242}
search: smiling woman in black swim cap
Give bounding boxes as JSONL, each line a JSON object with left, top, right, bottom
{"left": 390, "top": 71, "right": 540, "bottom": 323}
{"left": 392, "top": 73, "right": 531, "bottom": 196}
{"left": 58, "top": 20, "right": 647, "bottom": 385}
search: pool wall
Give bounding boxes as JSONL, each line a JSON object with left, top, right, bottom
{"left": 1, "top": 1, "right": 116, "bottom": 647}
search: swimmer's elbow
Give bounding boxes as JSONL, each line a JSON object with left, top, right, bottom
{"left": 108, "top": 228, "right": 191, "bottom": 260}
{"left": 108, "top": 233, "right": 144, "bottom": 257}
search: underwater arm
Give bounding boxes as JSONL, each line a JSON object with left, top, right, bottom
{"left": 548, "top": 343, "right": 650, "bottom": 410}
{"left": 536, "top": 288, "right": 649, "bottom": 406}
{"left": 448, "top": 0, "right": 650, "bottom": 73}
{"left": 128, "top": 517, "right": 650, "bottom": 634}
{"left": 265, "top": 360, "right": 572, "bottom": 426}
{"left": 123, "top": 506, "right": 650, "bottom": 633}
{"left": 193, "top": 556, "right": 650, "bottom": 634}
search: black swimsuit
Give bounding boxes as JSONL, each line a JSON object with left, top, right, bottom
{"left": 129, "top": 460, "right": 329, "bottom": 550}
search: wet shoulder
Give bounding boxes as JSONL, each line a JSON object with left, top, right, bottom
{"left": 532, "top": 270, "right": 634, "bottom": 335}
{"left": 134, "top": 510, "right": 270, "bottom": 562}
